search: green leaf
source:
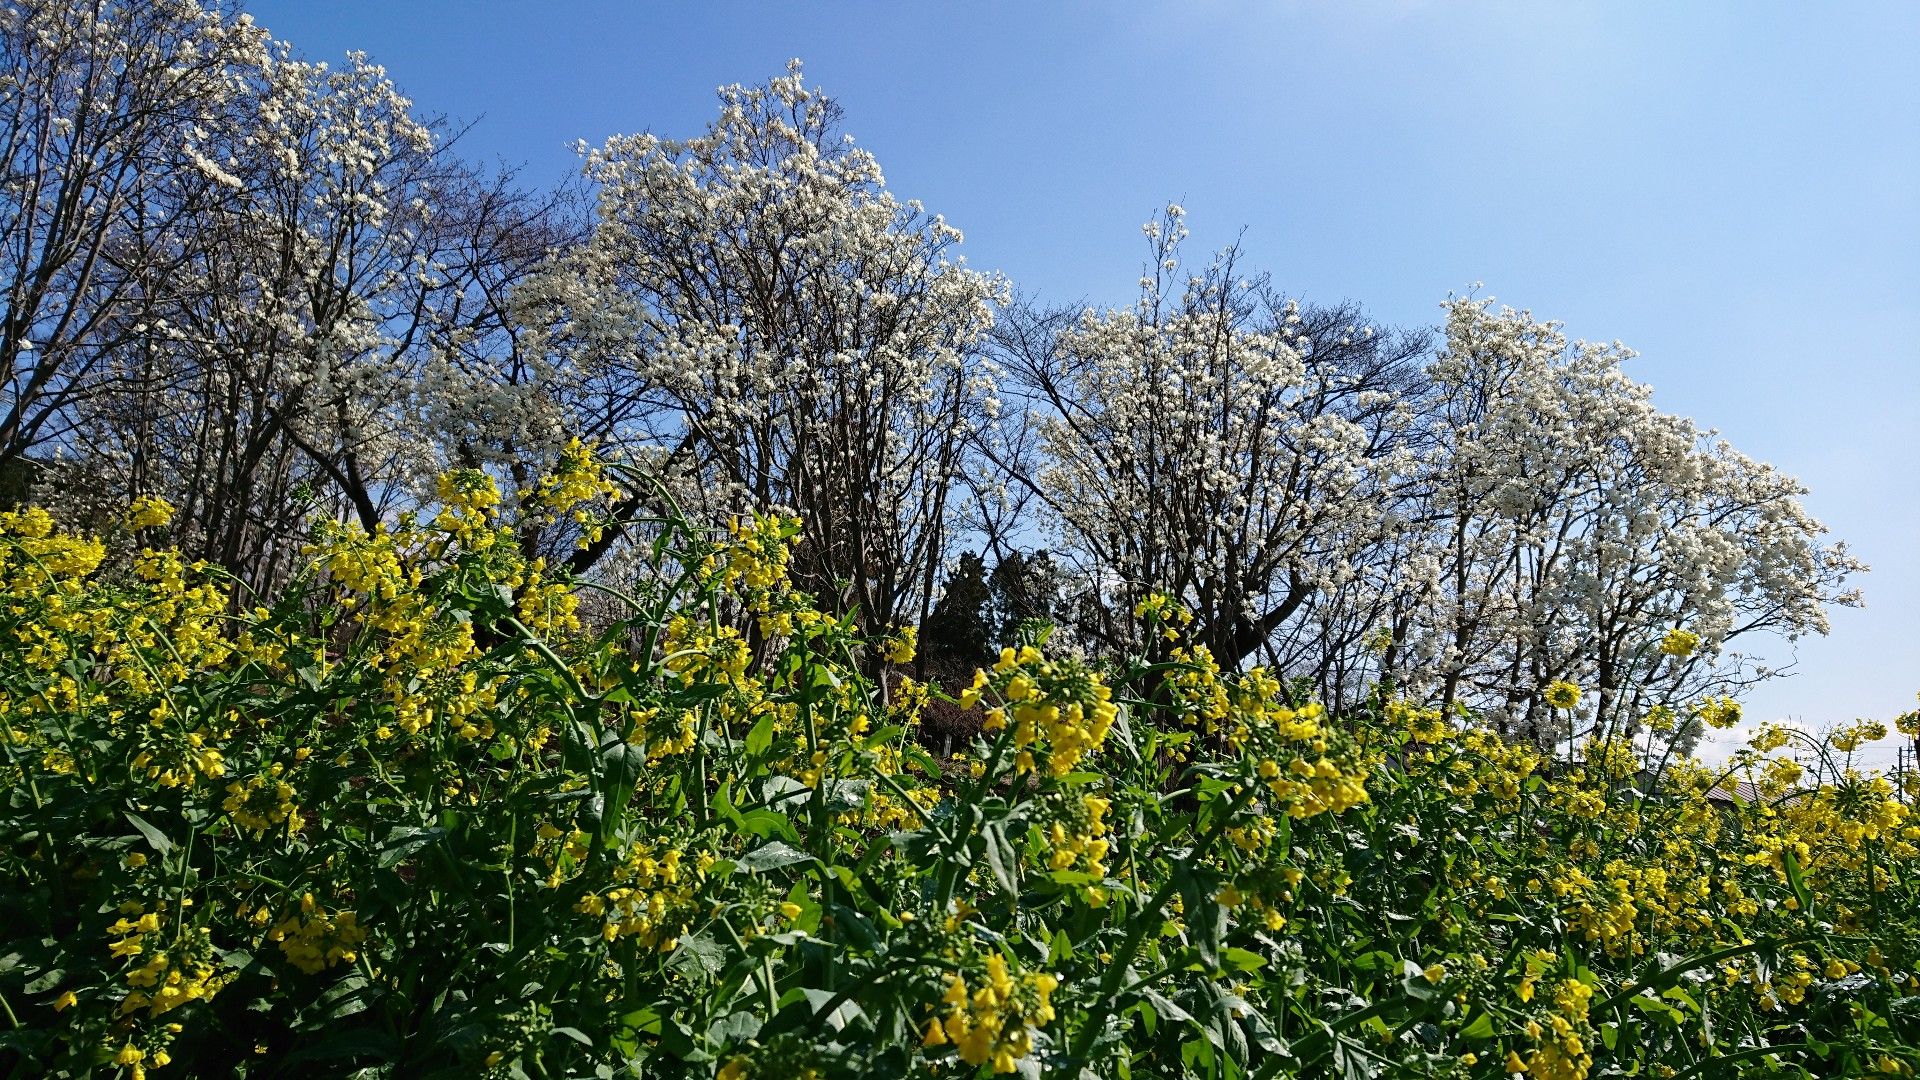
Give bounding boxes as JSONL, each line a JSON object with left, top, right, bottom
{"left": 900, "top": 742, "right": 942, "bottom": 776}
{"left": 377, "top": 826, "right": 447, "bottom": 868}
{"left": 822, "top": 778, "right": 869, "bottom": 812}
{"left": 123, "top": 810, "right": 174, "bottom": 855}
{"left": 862, "top": 724, "right": 906, "bottom": 749}
{"left": 23, "top": 968, "right": 63, "bottom": 994}
{"left": 737, "top": 808, "right": 799, "bottom": 843}
{"left": 980, "top": 822, "right": 1018, "bottom": 894}
{"left": 1221, "top": 947, "right": 1266, "bottom": 973}
{"left": 707, "top": 1010, "right": 762, "bottom": 1046}
{"left": 1107, "top": 702, "right": 1140, "bottom": 763}
{"left": 745, "top": 713, "right": 774, "bottom": 758}
{"left": 736, "top": 841, "right": 813, "bottom": 872}
{"left": 1140, "top": 986, "right": 1194, "bottom": 1023}
{"left": 281, "top": 1026, "right": 399, "bottom": 1066}
{"left": 1351, "top": 950, "right": 1396, "bottom": 973}
{"left": 667, "top": 933, "right": 731, "bottom": 977}
{"left": 800, "top": 987, "right": 864, "bottom": 1031}
{"left": 1783, "top": 847, "right": 1814, "bottom": 914}
{"left": 1401, "top": 958, "right": 1438, "bottom": 1001}
{"left": 1048, "top": 929, "right": 1074, "bottom": 965}
{"left": 1661, "top": 986, "right": 1700, "bottom": 1013}
{"left": 597, "top": 740, "right": 646, "bottom": 842}
{"left": 621, "top": 1007, "right": 663, "bottom": 1036}
{"left": 1629, "top": 994, "right": 1680, "bottom": 1019}
{"left": 761, "top": 775, "right": 810, "bottom": 810}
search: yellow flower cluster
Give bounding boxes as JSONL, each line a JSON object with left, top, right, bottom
{"left": 1658, "top": 627, "right": 1700, "bottom": 658}
{"left": 1397, "top": 692, "right": 1920, "bottom": 1035}
{"left": 4, "top": 457, "right": 1915, "bottom": 1078}
{"left": 266, "top": 895, "right": 367, "bottom": 975}
{"left": 1036, "top": 789, "right": 1115, "bottom": 902}
{"left": 1216, "top": 864, "right": 1305, "bottom": 933}
{"left": 706, "top": 513, "right": 801, "bottom": 596}
{"left": 1133, "top": 590, "right": 1194, "bottom": 641}
{"left": 1044, "top": 792, "right": 1112, "bottom": 877}
{"left": 1388, "top": 699, "right": 1454, "bottom": 745}
{"left": 961, "top": 645, "right": 1118, "bottom": 778}
{"left": 1692, "top": 695, "right": 1742, "bottom": 729}
{"left": 576, "top": 842, "right": 708, "bottom": 949}
{"left": 1161, "top": 644, "right": 1231, "bottom": 732}
{"left": 309, "top": 507, "right": 544, "bottom": 745}
{"left": 222, "top": 767, "right": 305, "bottom": 837}
{"left": 0, "top": 507, "right": 241, "bottom": 818}
{"left": 920, "top": 954, "right": 1059, "bottom": 1073}
{"left": 1544, "top": 681, "right": 1582, "bottom": 710}
{"left": 531, "top": 437, "right": 620, "bottom": 546}
{"left": 516, "top": 557, "right": 583, "bottom": 636}
{"left": 1249, "top": 740, "right": 1367, "bottom": 823}
{"left": 0, "top": 505, "right": 106, "bottom": 588}
{"left": 1833, "top": 719, "right": 1889, "bottom": 753}
{"left": 1516, "top": 977, "right": 1595, "bottom": 1080}
{"left": 436, "top": 467, "right": 502, "bottom": 515}
{"left": 1162, "top": 659, "right": 1369, "bottom": 820}
{"left": 881, "top": 624, "right": 917, "bottom": 665}
{"left": 120, "top": 933, "right": 230, "bottom": 1020}
{"left": 130, "top": 726, "right": 228, "bottom": 791}
{"left": 661, "top": 615, "right": 753, "bottom": 689}
{"left": 1896, "top": 696, "right": 1920, "bottom": 738}
{"left": 317, "top": 520, "right": 415, "bottom": 606}
{"left": 108, "top": 903, "right": 233, "bottom": 1021}
{"left": 125, "top": 495, "right": 177, "bottom": 531}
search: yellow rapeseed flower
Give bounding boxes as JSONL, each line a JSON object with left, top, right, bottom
{"left": 1658, "top": 628, "right": 1700, "bottom": 658}
{"left": 1544, "top": 681, "right": 1582, "bottom": 710}
{"left": 125, "top": 495, "right": 176, "bottom": 531}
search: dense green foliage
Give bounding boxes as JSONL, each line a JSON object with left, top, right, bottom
{"left": 1, "top": 457, "right": 1916, "bottom": 1079}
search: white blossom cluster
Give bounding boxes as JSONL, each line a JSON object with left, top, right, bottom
{"left": 1015, "top": 231, "right": 1862, "bottom": 745}
{"left": 1384, "top": 297, "right": 1864, "bottom": 743}
{"left": 1014, "top": 205, "right": 1417, "bottom": 666}
{"left": 509, "top": 60, "right": 1006, "bottom": 626}
{"left": 4, "top": 1, "right": 558, "bottom": 590}
{"left": 0, "top": 0, "right": 270, "bottom": 458}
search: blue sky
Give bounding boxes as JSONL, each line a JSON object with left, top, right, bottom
{"left": 250, "top": 1, "right": 1919, "bottom": 766}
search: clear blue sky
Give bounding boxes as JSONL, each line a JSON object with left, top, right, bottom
{"left": 248, "top": 0, "right": 1919, "bottom": 765}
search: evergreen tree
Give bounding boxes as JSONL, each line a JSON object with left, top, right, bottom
{"left": 921, "top": 551, "right": 993, "bottom": 672}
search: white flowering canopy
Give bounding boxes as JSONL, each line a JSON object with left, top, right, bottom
{"left": 516, "top": 62, "right": 1006, "bottom": 627}
{"left": 0, "top": 0, "right": 269, "bottom": 462}
{"left": 999, "top": 212, "right": 1859, "bottom": 749}
{"left": 1006, "top": 206, "right": 1425, "bottom": 668}
{"left": 0, "top": 6, "right": 1862, "bottom": 737}
{"left": 1391, "top": 298, "right": 1864, "bottom": 744}
{"left": 5, "top": 1, "right": 567, "bottom": 591}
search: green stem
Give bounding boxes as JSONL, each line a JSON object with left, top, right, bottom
{"left": 1669, "top": 1042, "right": 1814, "bottom": 1080}
{"left": 1068, "top": 780, "right": 1256, "bottom": 1062}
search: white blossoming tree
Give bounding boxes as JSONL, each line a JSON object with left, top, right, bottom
{"left": 514, "top": 63, "right": 1006, "bottom": 629}
{"left": 1000, "top": 205, "right": 1427, "bottom": 669}
{"left": 0, "top": 6, "right": 1861, "bottom": 728}
{"left": 49, "top": 8, "right": 572, "bottom": 592}
{"left": 1389, "top": 298, "right": 1865, "bottom": 746}
{"left": 997, "top": 213, "right": 1860, "bottom": 745}
{"left": 0, "top": 0, "right": 267, "bottom": 471}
